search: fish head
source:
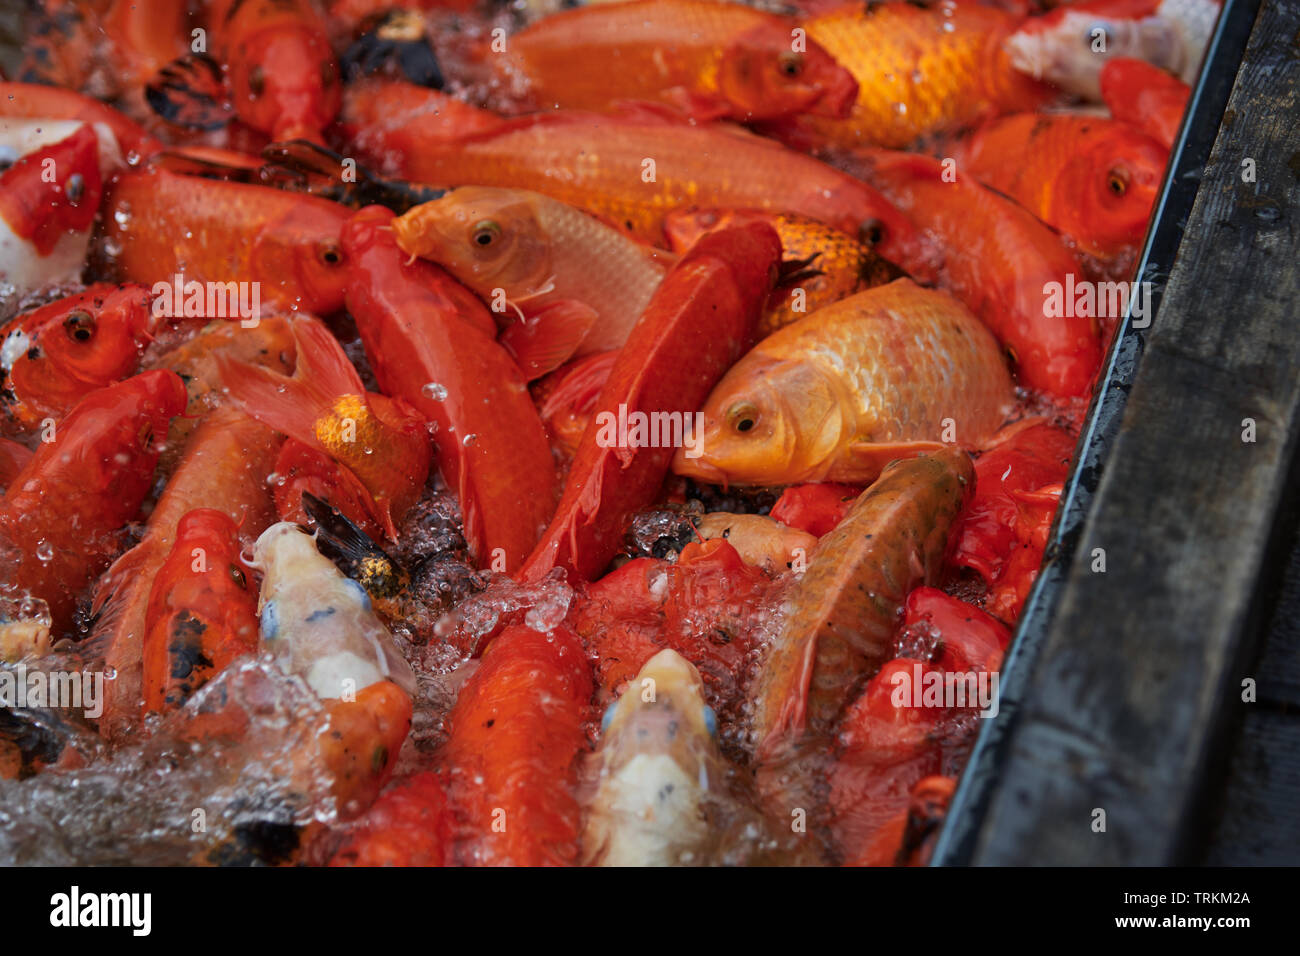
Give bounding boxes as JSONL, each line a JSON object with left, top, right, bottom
{"left": 391, "top": 188, "right": 556, "bottom": 302}
{"left": 232, "top": 25, "right": 342, "bottom": 143}
{"left": 718, "top": 25, "right": 859, "bottom": 121}
{"left": 256, "top": 202, "right": 351, "bottom": 315}
{"left": 672, "top": 353, "right": 843, "bottom": 486}
{"left": 22, "top": 284, "right": 156, "bottom": 386}
{"left": 1004, "top": 0, "right": 1165, "bottom": 100}
{"left": 1065, "top": 131, "right": 1167, "bottom": 255}
{"left": 599, "top": 649, "right": 718, "bottom": 776}
{"left": 171, "top": 507, "right": 255, "bottom": 596}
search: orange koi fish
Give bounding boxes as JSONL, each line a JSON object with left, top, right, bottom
{"left": 672, "top": 280, "right": 1014, "bottom": 487}
{"left": 102, "top": 169, "right": 352, "bottom": 317}
{"left": 1, "top": 284, "right": 156, "bottom": 431}
{"left": 373, "top": 109, "right": 926, "bottom": 276}
{"left": 497, "top": 0, "right": 859, "bottom": 123}
{"left": 953, "top": 112, "right": 1168, "bottom": 258}
{"left": 391, "top": 187, "right": 670, "bottom": 378}
{"left": 760, "top": 1, "right": 1052, "bottom": 151}
{"left": 141, "top": 508, "right": 261, "bottom": 714}
{"left": 218, "top": 316, "right": 432, "bottom": 540}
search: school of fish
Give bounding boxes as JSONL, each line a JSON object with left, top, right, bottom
{"left": 0, "top": 0, "right": 1212, "bottom": 866}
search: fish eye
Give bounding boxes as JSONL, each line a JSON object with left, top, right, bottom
{"left": 249, "top": 66, "right": 266, "bottom": 97}
{"left": 63, "top": 309, "right": 95, "bottom": 342}
{"left": 777, "top": 51, "right": 804, "bottom": 78}
{"left": 471, "top": 220, "right": 502, "bottom": 249}
{"left": 318, "top": 242, "right": 344, "bottom": 266}
{"left": 702, "top": 705, "right": 718, "bottom": 738}
{"left": 65, "top": 173, "right": 85, "bottom": 204}
{"left": 1106, "top": 167, "right": 1129, "bottom": 196}
{"left": 229, "top": 563, "right": 247, "bottom": 588}
{"left": 726, "top": 401, "right": 759, "bottom": 433}
{"left": 600, "top": 700, "right": 618, "bottom": 734}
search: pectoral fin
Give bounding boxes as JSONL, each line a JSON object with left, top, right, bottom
{"left": 840, "top": 440, "right": 949, "bottom": 482}
{"left": 499, "top": 299, "right": 600, "bottom": 380}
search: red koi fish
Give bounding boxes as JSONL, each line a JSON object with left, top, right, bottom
{"left": 859, "top": 149, "right": 1102, "bottom": 397}
{"left": 520, "top": 221, "right": 781, "bottom": 584}
{"left": 218, "top": 316, "right": 432, "bottom": 540}
{"left": 141, "top": 508, "right": 261, "bottom": 714}
{"left": 1, "top": 284, "right": 156, "bottom": 431}
{"left": 442, "top": 624, "right": 592, "bottom": 866}
{"left": 0, "top": 83, "right": 159, "bottom": 159}
{"left": 0, "top": 369, "right": 187, "bottom": 634}
{"left": 341, "top": 205, "right": 556, "bottom": 570}
{"left": 1100, "top": 57, "right": 1191, "bottom": 150}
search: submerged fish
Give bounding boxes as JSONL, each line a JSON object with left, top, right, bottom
{"left": 1005, "top": 0, "right": 1220, "bottom": 101}
{"left": 672, "top": 279, "right": 1013, "bottom": 487}
{"left": 584, "top": 649, "right": 724, "bottom": 866}
{"left": 498, "top": 0, "right": 859, "bottom": 122}
{"left": 251, "top": 522, "right": 417, "bottom": 700}
{"left": 953, "top": 112, "right": 1168, "bottom": 258}
{"left": 392, "top": 187, "right": 669, "bottom": 378}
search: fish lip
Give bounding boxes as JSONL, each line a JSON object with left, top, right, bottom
{"left": 813, "top": 68, "right": 860, "bottom": 120}
{"left": 670, "top": 448, "right": 728, "bottom": 487}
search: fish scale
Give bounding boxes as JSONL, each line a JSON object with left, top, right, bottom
{"left": 767, "top": 1, "right": 1051, "bottom": 150}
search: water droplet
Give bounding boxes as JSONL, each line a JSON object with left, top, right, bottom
{"left": 422, "top": 382, "right": 448, "bottom": 401}
{"left": 35, "top": 540, "right": 53, "bottom": 562}
{"left": 462, "top": 433, "right": 478, "bottom": 447}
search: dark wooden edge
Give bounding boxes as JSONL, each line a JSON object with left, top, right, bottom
{"left": 932, "top": 0, "right": 1292, "bottom": 865}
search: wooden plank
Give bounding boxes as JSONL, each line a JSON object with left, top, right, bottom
{"left": 935, "top": 0, "right": 1300, "bottom": 865}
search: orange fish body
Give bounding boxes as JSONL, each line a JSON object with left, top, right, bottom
{"left": 1100, "top": 57, "right": 1191, "bottom": 150}
{"left": 207, "top": 0, "right": 342, "bottom": 143}
{"left": 339, "top": 80, "right": 503, "bottom": 176}
{"left": 218, "top": 315, "right": 432, "bottom": 540}
{"left": 392, "top": 187, "right": 670, "bottom": 378}
{"left": 328, "top": 771, "right": 450, "bottom": 866}
{"left": 1, "top": 283, "right": 156, "bottom": 431}
{"left": 762, "top": 1, "right": 1051, "bottom": 150}
{"left": 673, "top": 279, "right": 1013, "bottom": 487}
{"left": 442, "top": 624, "right": 592, "bottom": 866}
{"left": 0, "top": 369, "right": 187, "bottom": 634}
{"left": 103, "top": 169, "right": 352, "bottom": 316}
{"left": 342, "top": 205, "right": 557, "bottom": 571}
{"left": 379, "top": 110, "right": 924, "bottom": 274}
{"left": 752, "top": 448, "right": 974, "bottom": 758}
{"left": 664, "top": 208, "right": 902, "bottom": 336}
{"left": 91, "top": 407, "right": 281, "bottom": 739}
{"left": 954, "top": 112, "right": 1168, "bottom": 258}
{"left": 141, "top": 508, "right": 261, "bottom": 714}
{"left": 501, "top": 0, "right": 859, "bottom": 122}
{"left": 862, "top": 150, "right": 1102, "bottom": 397}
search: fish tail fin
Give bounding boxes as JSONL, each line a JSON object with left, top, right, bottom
{"left": 217, "top": 318, "right": 363, "bottom": 450}
{"left": 301, "top": 492, "right": 410, "bottom": 600}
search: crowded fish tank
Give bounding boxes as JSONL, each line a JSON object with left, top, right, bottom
{"left": 0, "top": 0, "right": 1260, "bottom": 871}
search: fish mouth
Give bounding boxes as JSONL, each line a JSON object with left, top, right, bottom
{"left": 670, "top": 447, "right": 728, "bottom": 487}
{"left": 812, "top": 67, "right": 860, "bottom": 120}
